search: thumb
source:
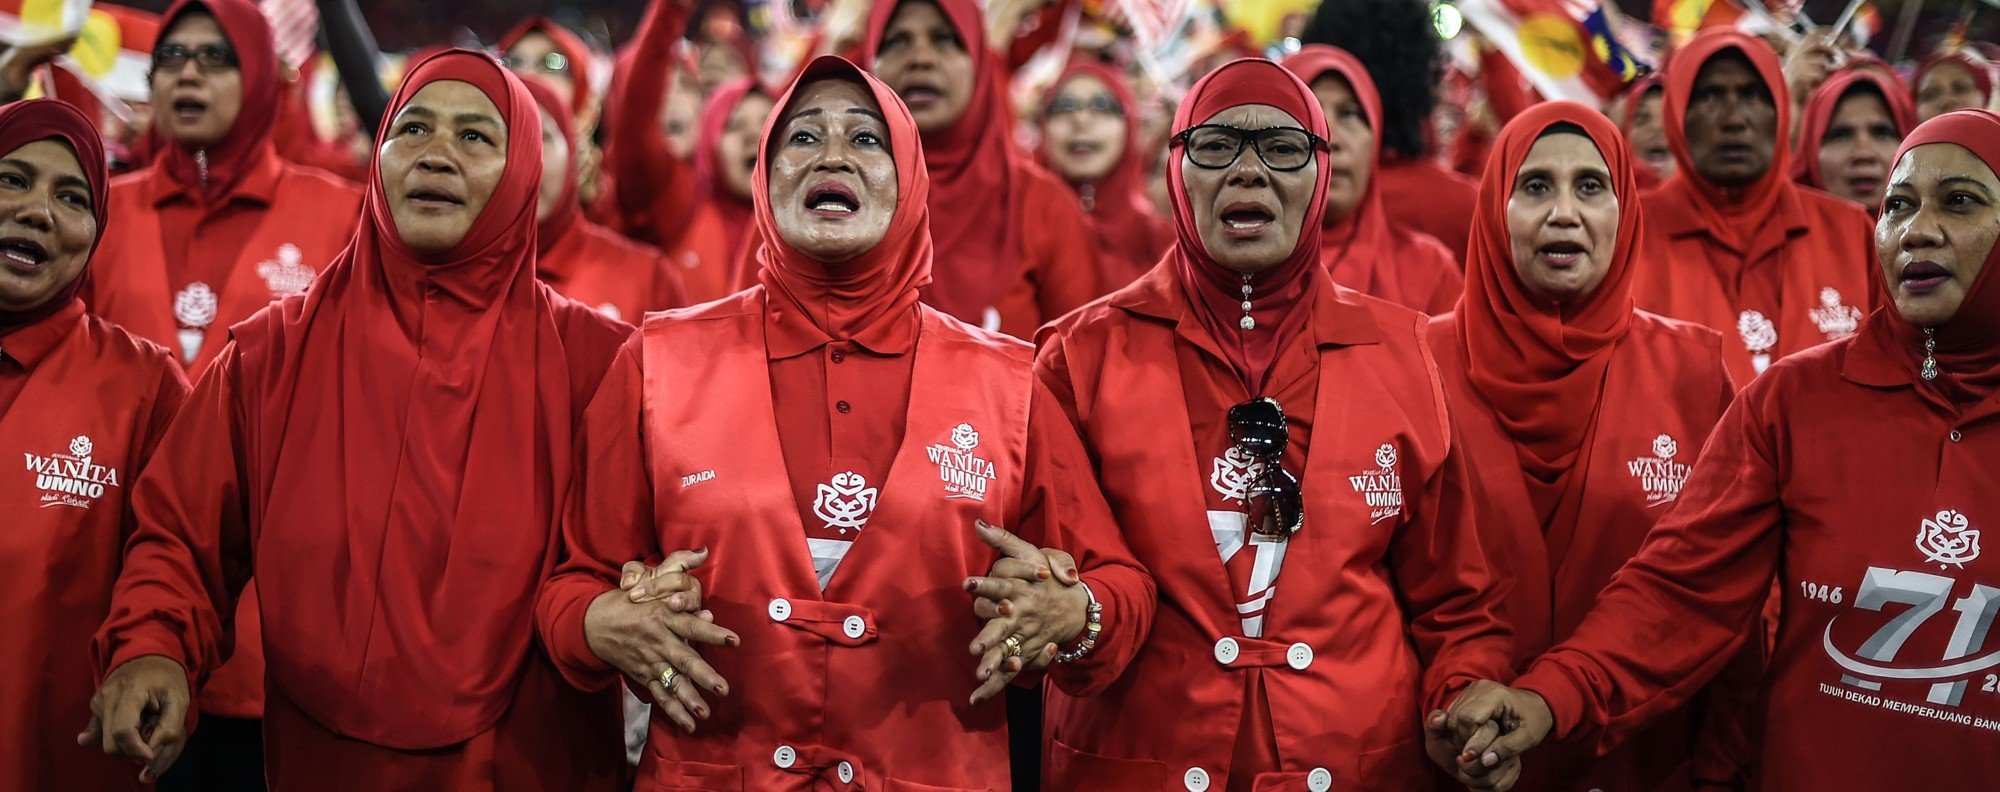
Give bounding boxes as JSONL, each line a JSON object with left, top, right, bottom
{"left": 620, "top": 562, "right": 647, "bottom": 590}
{"left": 1479, "top": 724, "right": 1543, "bottom": 768}
{"left": 77, "top": 713, "right": 100, "bottom": 746}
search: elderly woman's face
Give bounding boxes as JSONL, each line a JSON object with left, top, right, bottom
{"left": 1180, "top": 103, "right": 1319, "bottom": 274}
{"left": 871, "top": 0, "right": 975, "bottom": 134}
{"left": 379, "top": 80, "right": 509, "bottom": 257}
{"left": 0, "top": 140, "right": 96, "bottom": 312}
{"left": 1877, "top": 142, "right": 1999, "bottom": 327}
{"left": 1507, "top": 132, "right": 1620, "bottom": 304}
{"left": 769, "top": 79, "right": 898, "bottom": 264}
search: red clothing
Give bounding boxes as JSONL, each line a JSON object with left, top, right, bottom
{"left": 603, "top": 0, "right": 703, "bottom": 253}
{"left": 1632, "top": 31, "right": 1877, "bottom": 387}
{"left": 2, "top": 305, "right": 188, "bottom": 792}
{"left": 1282, "top": 46, "right": 1464, "bottom": 315}
{"left": 1036, "top": 61, "right": 1172, "bottom": 292}
{"left": 1790, "top": 68, "right": 1917, "bottom": 208}
{"left": 539, "top": 220, "right": 686, "bottom": 322}
{"left": 93, "top": 52, "right": 632, "bottom": 788}
{"left": 1376, "top": 157, "right": 1476, "bottom": 265}
{"left": 1038, "top": 265, "right": 1513, "bottom": 790}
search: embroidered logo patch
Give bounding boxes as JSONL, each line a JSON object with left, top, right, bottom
{"left": 1810, "top": 287, "right": 1861, "bottom": 341}
{"left": 812, "top": 471, "right": 877, "bottom": 534}
{"left": 24, "top": 435, "right": 120, "bottom": 509}
{"left": 1918, "top": 509, "right": 1980, "bottom": 569}
{"left": 256, "top": 243, "right": 316, "bottom": 298}
{"left": 1209, "top": 445, "right": 1264, "bottom": 503}
{"left": 926, "top": 423, "right": 996, "bottom": 501}
{"left": 1627, "top": 434, "right": 1692, "bottom": 507}
{"left": 1349, "top": 443, "right": 1403, "bottom": 525}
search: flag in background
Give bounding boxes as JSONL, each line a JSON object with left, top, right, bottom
{"left": 1459, "top": 0, "right": 1651, "bottom": 106}
{"left": 0, "top": 0, "right": 92, "bottom": 45}
{"left": 259, "top": 0, "right": 317, "bottom": 72}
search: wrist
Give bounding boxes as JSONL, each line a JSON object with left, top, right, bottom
{"left": 1054, "top": 581, "right": 1103, "bottom": 664}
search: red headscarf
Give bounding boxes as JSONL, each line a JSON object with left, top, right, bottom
{"left": 1860, "top": 109, "right": 2000, "bottom": 411}
{"left": 235, "top": 50, "right": 570, "bottom": 749}
{"left": 1168, "top": 58, "right": 1332, "bottom": 391}
{"left": 521, "top": 77, "right": 581, "bottom": 259}
{"left": 1790, "top": 68, "right": 1916, "bottom": 202}
{"left": 695, "top": 77, "right": 763, "bottom": 251}
{"left": 1660, "top": 30, "right": 1793, "bottom": 259}
{"left": 1280, "top": 46, "right": 1408, "bottom": 297}
{"left": 1618, "top": 74, "right": 1663, "bottom": 132}
{"left": 0, "top": 100, "right": 108, "bottom": 338}
{"left": 498, "top": 16, "right": 596, "bottom": 118}
{"left": 1915, "top": 49, "right": 1997, "bottom": 111}
{"left": 1455, "top": 102, "right": 1642, "bottom": 522}
{"left": 751, "top": 56, "right": 931, "bottom": 342}
{"left": 863, "top": 0, "right": 1019, "bottom": 320}
{"left": 1037, "top": 60, "right": 1166, "bottom": 287}
{"left": 155, "top": 0, "right": 280, "bottom": 202}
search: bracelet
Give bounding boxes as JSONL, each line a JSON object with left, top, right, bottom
{"left": 1054, "top": 581, "right": 1103, "bottom": 664}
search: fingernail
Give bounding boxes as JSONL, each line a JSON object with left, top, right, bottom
{"left": 963, "top": 579, "right": 977, "bottom": 591}
{"left": 1037, "top": 567, "right": 1051, "bottom": 579}
{"left": 725, "top": 635, "right": 740, "bottom": 647}
{"left": 695, "top": 546, "right": 709, "bottom": 554}
{"left": 1483, "top": 752, "right": 1499, "bottom": 767}
{"left": 629, "top": 587, "right": 646, "bottom": 599}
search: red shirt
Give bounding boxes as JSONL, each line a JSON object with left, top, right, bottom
{"left": 944, "top": 161, "right": 1105, "bottom": 339}
{"left": 1516, "top": 336, "right": 2000, "bottom": 791}
{"left": 1376, "top": 157, "right": 1476, "bottom": 265}
{"left": 0, "top": 305, "right": 186, "bottom": 792}
{"left": 538, "top": 218, "right": 687, "bottom": 323}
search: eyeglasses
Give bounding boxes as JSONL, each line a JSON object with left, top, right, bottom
{"left": 1228, "top": 397, "right": 1303, "bottom": 540}
{"left": 1047, "top": 94, "right": 1124, "bottom": 119}
{"left": 152, "top": 44, "right": 239, "bottom": 74}
{"left": 1173, "top": 124, "right": 1325, "bottom": 172}
{"left": 501, "top": 51, "right": 571, "bottom": 74}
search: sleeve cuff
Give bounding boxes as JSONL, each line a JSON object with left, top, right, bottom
{"left": 1515, "top": 662, "right": 1587, "bottom": 739}
{"left": 100, "top": 628, "right": 190, "bottom": 684}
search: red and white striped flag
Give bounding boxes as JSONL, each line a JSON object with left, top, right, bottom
{"left": 1107, "top": 0, "right": 1191, "bottom": 52}
{"left": 259, "top": 0, "right": 316, "bottom": 71}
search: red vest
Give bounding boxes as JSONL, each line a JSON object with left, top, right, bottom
{"left": 636, "top": 295, "right": 1030, "bottom": 791}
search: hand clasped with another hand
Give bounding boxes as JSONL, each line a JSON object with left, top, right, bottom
{"left": 961, "top": 519, "right": 1090, "bottom": 705}
{"left": 1424, "top": 679, "right": 1557, "bottom": 791}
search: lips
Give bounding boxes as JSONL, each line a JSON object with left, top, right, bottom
{"left": 805, "top": 181, "right": 860, "bottom": 216}
{"left": 171, "top": 94, "right": 207, "bottom": 122}
{"left": 0, "top": 236, "right": 49, "bottom": 272}
{"left": 1537, "top": 239, "right": 1587, "bottom": 268}
{"left": 1065, "top": 140, "right": 1103, "bottom": 157}
{"left": 1713, "top": 143, "right": 1755, "bottom": 163}
{"left": 900, "top": 81, "right": 944, "bottom": 109}
{"left": 1219, "top": 201, "right": 1275, "bottom": 239}
{"left": 404, "top": 185, "right": 464, "bottom": 209}
{"left": 1900, "top": 260, "right": 1950, "bottom": 294}
{"left": 1844, "top": 176, "right": 1883, "bottom": 196}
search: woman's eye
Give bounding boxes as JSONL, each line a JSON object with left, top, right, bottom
{"left": 1578, "top": 177, "right": 1604, "bottom": 195}
{"left": 0, "top": 173, "right": 25, "bottom": 189}
{"left": 400, "top": 122, "right": 426, "bottom": 137}
{"left": 1945, "top": 191, "right": 1985, "bottom": 207}
{"left": 58, "top": 191, "right": 88, "bottom": 209}
{"left": 1884, "top": 195, "right": 1913, "bottom": 212}
{"left": 1520, "top": 177, "right": 1549, "bottom": 194}
{"left": 461, "top": 130, "right": 491, "bottom": 144}
{"left": 854, "top": 130, "right": 882, "bottom": 146}
{"left": 789, "top": 129, "right": 818, "bottom": 146}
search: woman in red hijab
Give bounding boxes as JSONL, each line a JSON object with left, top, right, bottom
{"left": 523, "top": 78, "right": 685, "bottom": 321}
{"left": 1283, "top": 45, "right": 1463, "bottom": 314}
{"left": 500, "top": 16, "right": 618, "bottom": 222}
{"left": 534, "top": 56, "right": 1150, "bottom": 790}
{"left": 1429, "top": 102, "right": 1735, "bottom": 792}
{"left": 1037, "top": 60, "right": 1171, "bottom": 292}
{"left": 1628, "top": 30, "right": 1876, "bottom": 387}
{"left": 0, "top": 100, "right": 189, "bottom": 792}
{"left": 1792, "top": 69, "right": 1916, "bottom": 215}
{"left": 1914, "top": 47, "right": 1996, "bottom": 123}
{"left": 689, "top": 78, "right": 775, "bottom": 297}
{"left": 83, "top": 50, "right": 632, "bottom": 790}
{"left": 1619, "top": 75, "right": 1672, "bottom": 188}
{"left": 1439, "top": 109, "right": 2000, "bottom": 792}
{"left": 1038, "top": 58, "right": 1512, "bottom": 790}
{"left": 865, "top": 0, "right": 1101, "bottom": 338}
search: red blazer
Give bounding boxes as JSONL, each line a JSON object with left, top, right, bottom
{"left": 539, "top": 218, "right": 687, "bottom": 322}
{"left": 1, "top": 306, "right": 186, "bottom": 791}
{"left": 1517, "top": 335, "right": 2000, "bottom": 791}
{"left": 1431, "top": 310, "right": 1734, "bottom": 791}
{"left": 1036, "top": 267, "right": 1513, "bottom": 790}
{"left": 537, "top": 293, "right": 1152, "bottom": 791}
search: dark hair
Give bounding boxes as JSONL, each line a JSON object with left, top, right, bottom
{"left": 1538, "top": 121, "right": 1589, "bottom": 139}
{"left": 1301, "top": 0, "right": 1441, "bottom": 159}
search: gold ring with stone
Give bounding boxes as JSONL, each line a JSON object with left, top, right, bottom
{"left": 660, "top": 665, "right": 682, "bottom": 691}
{"left": 1004, "top": 635, "right": 1024, "bottom": 658}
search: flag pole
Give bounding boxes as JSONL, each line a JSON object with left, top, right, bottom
{"left": 1888, "top": 0, "right": 1926, "bottom": 62}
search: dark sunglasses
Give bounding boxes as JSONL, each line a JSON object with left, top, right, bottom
{"left": 1173, "top": 124, "right": 1325, "bottom": 172}
{"left": 1228, "top": 397, "right": 1303, "bottom": 540}
{"left": 501, "top": 51, "right": 571, "bottom": 73}
{"left": 1047, "top": 94, "right": 1124, "bottom": 119}
{"left": 152, "top": 44, "right": 239, "bottom": 74}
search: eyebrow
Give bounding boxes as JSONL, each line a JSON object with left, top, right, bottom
{"left": 455, "top": 112, "right": 501, "bottom": 127}
{"left": 1889, "top": 176, "right": 1996, "bottom": 193}
{"left": 0, "top": 157, "right": 37, "bottom": 177}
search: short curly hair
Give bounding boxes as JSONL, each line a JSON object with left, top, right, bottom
{"left": 1301, "top": 0, "right": 1443, "bottom": 159}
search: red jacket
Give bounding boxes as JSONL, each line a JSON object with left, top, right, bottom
{"left": 1376, "top": 157, "right": 1476, "bottom": 265}
{"left": 537, "top": 294, "right": 1153, "bottom": 791}
{"left": 1431, "top": 310, "right": 1734, "bottom": 791}
{"left": 539, "top": 218, "right": 687, "bottom": 323}
{"left": 1037, "top": 266, "right": 1512, "bottom": 790}
{"left": 1, "top": 305, "right": 187, "bottom": 791}
{"left": 1516, "top": 336, "right": 2000, "bottom": 791}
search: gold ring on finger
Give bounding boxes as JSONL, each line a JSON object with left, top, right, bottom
{"left": 1004, "top": 635, "right": 1024, "bottom": 658}
{"left": 660, "top": 665, "right": 682, "bottom": 691}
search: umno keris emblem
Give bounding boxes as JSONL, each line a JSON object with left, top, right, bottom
{"left": 812, "top": 471, "right": 878, "bottom": 534}
{"left": 1737, "top": 310, "right": 1777, "bottom": 375}
{"left": 172, "top": 282, "right": 219, "bottom": 364}
{"left": 1810, "top": 287, "right": 1861, "bottom": 341}
{"left": 1917, "top": 509, "right": 1981, "bottom": 569}
{"left": 1210, "top": 445, "right": 1264, "bottom": 502}
{"left": 255, "top": 243, "right": 316, "bottom": 297}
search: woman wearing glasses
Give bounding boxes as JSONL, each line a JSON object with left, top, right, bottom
{"left": 1036, "top": 58, "right": 1512, "bottom": 790}
{"left": 1037, "top": 60, "right": 1171, "bottom": 292}
{"left": 1427, "top": 102, "right": 1735, "bottom": 791}
{"left": 535, "top": 56, "right": 1150, "bottom": 790}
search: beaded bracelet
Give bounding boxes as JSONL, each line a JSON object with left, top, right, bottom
{"left": 1055, "top": 581, "right": 1104, "bottom": 664}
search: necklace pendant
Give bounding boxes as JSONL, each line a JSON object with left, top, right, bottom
{"left": 1239, "top": 315, "right": 1256, "bottom": 331}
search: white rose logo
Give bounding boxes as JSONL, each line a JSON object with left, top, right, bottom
{"left": 952, "top": 423, "right": 980, "bottom": 451}
{"left": 1917, "top": 509, "right": 1980, "bottom": 569}
{"left": 1652, "top": 434, "right": 1678, "bottom": 460}
{"left": 1374, "top": 443, "right": 1398, "bottom": 470}
{"left": 1820, "top": 287, "right": 1842, "bottom": 308}
{"left": 69, "top": 435, "right": 93, "bottom": 458}
{"left": 172, "top": 282, "right": 218, "bottom": 328}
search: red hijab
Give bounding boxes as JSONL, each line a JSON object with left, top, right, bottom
{"left": 1455, "top": 103, "right": 1643, "bottom": 522}
{"left": 751, "top": 56, "right": 931, "bottom": 342}
{"left": 1280, "top": 46, "right": 1410, "bottom": 296}
{"left": 1915, "top": 49, "right": 1997, "bottom": 110}
{"left": 1660, "top": 31, "right": 1794, "bottom": 258}
{"left": 521, "top": 77, "right": 582, "bottom": 259}
{"left": 695, "top": 77, "right": 763, "bottom": 251}
{"left": 1037, "top": 60, "right": 1166, "bottom": 286}
{"left": 863, "top": 0, "right": 1019, "bottom": 320}
{"left": 1860, "top": 109, "right": 2000, "bottom": 412}
{"left": 155, "top": 0, "right": 280, "bottom": 202}
{"left": 1791, "top": 69, "right": 1916, "bottom": 201}
{"left": 236, "top": 50, "right": 571, "bottom": 749}
{"left": 1168, "top": 58, "right": 1332, "bottom": 392}
{"left": 0, "top": 100, "right": 108, "bottom": 338}
{"left": 498, "top": 17, "right": 596, "bottom": 118}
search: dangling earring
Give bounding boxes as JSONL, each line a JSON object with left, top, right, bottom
{"left": 1921, "top": 327, "right": 1939, "bottom": 381}
{"left": 1239, "top": 273, "right": 1256, "bottom": 331}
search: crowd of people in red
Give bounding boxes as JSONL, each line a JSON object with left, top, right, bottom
{"left": 1, "top": 0, "right": 1997, "bottom": 789}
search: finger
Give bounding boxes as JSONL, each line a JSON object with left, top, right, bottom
{"left": 972, "top": 598, "right": 1003, "bottom": 620}
{"left": 1042, "top": 548, "right": 1081, "bottom": 584}
{"left": 666, "top": 612, "right": 740, "bottom": 649}
{"left": 987, "top": 557, "right": 1050, "bottom": 582}
{"left": 973, "top": 519, "right": 1041, "bottom": 561}
{"left": 620, "top": 561, "right": 647, "bottom": 590}
{"left": 143, "top": 688, "right": 189, "bottom": 768}
{"left": 669, "top": 672, "right": 712, "bottom": 720}
{"left": 77, "top": 713, "right": 101, "bottom": 747}
{"left": 968, "top": 614, "right": 1017, "bottom": 658}
{"left": 1480, "top": 725, "right": 1543, "bottom": 768}
{"left": 102, "top": 688, "right": 154, "bottom": 761}
{"left": 963, "top": 576, "right": 1024, "bottom": 602}
{"left": 1425, "top": 710, "right": 1450, "bottom": 737}
{"left": 1458, "top": 720, "right": 1501, "bottom": 766}
{"left": 646, "top": 681, "right": 698, "bottom": 733}
{"left": 629, "top": 570, "right": 695, "bottom": 603}
{"left": 1025, "top": 643, "right": 1059, "bottom": 672}
{"left": 655, "top": 638, "right": 731, "bottom": 697}
{"left": 969, "top": 664, "right": 1015, "bottom": 705}
{"left": 656, "top": 547, "right": 711, "bottom": 574}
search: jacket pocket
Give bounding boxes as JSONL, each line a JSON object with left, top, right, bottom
{"left": 1046, "top": 734, "right": 1170, "bottom": 790}
{"left": 645, "top": 758, "right": 743, "bottom": 791}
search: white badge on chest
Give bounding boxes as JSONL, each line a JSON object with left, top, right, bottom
{"left": 172, "top": 281, "right": 218, "bottom": 364}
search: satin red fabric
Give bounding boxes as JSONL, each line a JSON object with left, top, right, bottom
{"left": 0, "top": 100, "right": 107, "bottom": 337}
{"left": 1790, "top": 69, "right": 1916, "bottom": 200}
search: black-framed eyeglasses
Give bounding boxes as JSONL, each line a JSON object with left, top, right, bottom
{"left": 1228, "top": 397, "right": 1303, "bottom": 540}
{"left": 1048, "top": 94, "right": 1124, "bottom": 119}
{"left": 501, "top": 51, "right": 571, "bottom": 74}
{"left": 1173, "top": 124, "right": 1325, "bottom": 172}
{"left": 152, "top": 44, "right": 238, "bottom": 74}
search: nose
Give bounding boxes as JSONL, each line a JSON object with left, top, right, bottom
{"left": 414, "top": 142, "right": 460, "bottom": 176}
{"left": 1222, "top": 146, "right": 1272, "bottom": 188}
{"left": 1898, "top": 204, "right": 1946, "bottom": 251}
{"left": 11, "top": 194, "right": 53, "bottom": 232}
{"left": 1545, "top": 188, "right": 1584, "bottom": 228}
{"left": 171, "top": 57, "right": 204, "bottom": 85}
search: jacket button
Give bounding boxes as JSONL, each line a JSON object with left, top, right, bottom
{"left": 837, "top": 761, "right": 855, "bottom": 783}
{"left": 1288, "top": 642, "right": 1314, "bottom": 670}
{"left": 1950, "top": 429, "right": 1963, "bottom": 442}
{"left": 1308, "top": 767, "right": 1333, "bottom": 791}
{"left": 1183, "top": 767, "right": 1210, "bottom": 791}
{"left": 843, "top": 615, "right": 867, "bottom": 639}
{"left": 773, "top": 745, "right": 796, "bottom": 768}
{"left": 1213, "top": 637, "right": 1239, "bottom": 666}
{"left": 836, "top": 400, "right": 851, "bottom": 414}
{"left": 768, "top": 598, "right": 792, "bottom": 622}
{"left": 831, "top": 349, "right": 846, "bottom": 364}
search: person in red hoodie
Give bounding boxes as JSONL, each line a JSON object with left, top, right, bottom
{"left": 0, "top": 100, "right": 189, "bottom": 792}
{"left": 1036, "top": 60, "right": 1172, "bottom": 293}
{"left": 522, "top": 78, "right": 685, "bottom": 322}
{"left": 1429, "top": 102, "right": 1735, "bottom": 792}
{"left": 1792, "top": 69, "right": 1915, "bottom": 215}
{"left": 533, "top": 56, "right": 1151, "bottom": 790}
{"left": 1283, "top": 45, "right": 1463, "bottom": 314}
{"left": 81, "top": 50, "right": 631, "bottom": 791}
{"left": 1627, "top": 30, "right": 1876, "bottom": 387}
{"left": 1037, "top": 57, "right": 1512, "bottom": 790}
{"left": 1436, "top": 109, "right": 2000, "bottom": 792}
{"left": 865, "top": 0, "right": 1102, "bottom": 338}
{"left": 1914, "top": 48, "right": 1995, "bottom": 123}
